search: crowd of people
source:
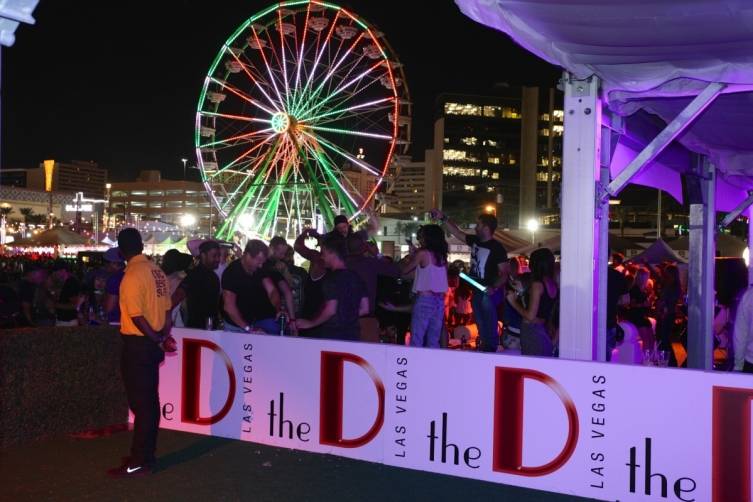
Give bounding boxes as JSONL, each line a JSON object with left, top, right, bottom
{"left": 0, "top": 209, "right": 568, "bottom": 357}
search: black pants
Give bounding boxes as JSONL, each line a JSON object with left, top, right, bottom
{"left": 121, "top": 335, "right": 164, "bottom": 465}
{"left": 744, "top": 361, "right": 753, "bottom": 373}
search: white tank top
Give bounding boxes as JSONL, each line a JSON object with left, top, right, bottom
{"left": 413, "top": 263, "right": 449, "bottom": 294}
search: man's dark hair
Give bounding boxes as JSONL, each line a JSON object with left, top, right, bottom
{"left": 244, "top": 239, "right": 268, "bottom": 258}
{"left": 322, "top": 235, "right": 348, "bottom": 262}
{"left": 477, "top": 213, "right": 498, "bottom": 233}
{"left": 346, "top": 235, "right": 367, "bottom": 257}
{"left": 117, "top": 228, "right": 143, "bottom": 257}
{"left": 611, "top": 252, "right": 625, "bottom": 266}
{"left": 199, "top": 240, "right": 220, "bottom": 254}
{"left": 269, "top": 236, "right": 287, "bottom": 249}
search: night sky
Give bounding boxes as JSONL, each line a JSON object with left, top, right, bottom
{"left": 2, "top": 0, "right": 559, "bottom": 181}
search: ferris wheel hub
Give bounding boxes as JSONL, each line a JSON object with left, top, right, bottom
{"left": 271, "top": 111, "right": 294, "bottom": 134}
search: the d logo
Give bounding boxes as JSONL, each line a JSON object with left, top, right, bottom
{"left": 320, "top": 351, "right": 385, "bottom": 447}
{"left": 493, "top": 367, "right": 579, "bottom": 476}
{"left": 182, "top": 338, "right": 236, "bottom": 425}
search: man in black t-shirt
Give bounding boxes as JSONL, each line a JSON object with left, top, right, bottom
{"left": 53, "top": 261, "right": 81, "bottom": 326}
{"left": 18, "top": 264, "right": 47, "bottom": 326}
{"left": 174, "top": 240, "right": 221, "bottom": 329}
{"left": 221, "top": 239, "right": 280, "bottom": 334}
{"left": 295, "top": 236, "right": 368, "bottom": 341}
{"left": 432, "top": 209, "right": 509, "bottom": 352}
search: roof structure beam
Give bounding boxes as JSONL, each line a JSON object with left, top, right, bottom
{"left": 605, "top": 81, "right": 726, "bottom": 198}
{"left": 719, "top": 191, "right": 753, "bottom": 229}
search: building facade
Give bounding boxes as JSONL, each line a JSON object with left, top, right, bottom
{"left": 430, "top": 88, "right": 563, "bottom": 229}
{"left": 109, "top": 171, "right": 213, "bottom": 233}
{"left": 1, "top": 160, "right": 108, "bottom": 199}
{"left": 381, "top": 152, "right": 441, "bottom": 216}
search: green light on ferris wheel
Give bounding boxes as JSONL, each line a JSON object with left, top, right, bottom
{"left": 271, "top": 112, "right": 291, "bottom": 134}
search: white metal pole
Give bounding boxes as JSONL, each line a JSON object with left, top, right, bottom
{"left": 687, "top": 157, "right": 715, "bottom": 370}
{"left": 559, "top": 73, "right": 601, "bottom": 361}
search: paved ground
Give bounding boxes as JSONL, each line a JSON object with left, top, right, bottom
{"left": 1, "top": 429, "right": 596, "bottom": 501}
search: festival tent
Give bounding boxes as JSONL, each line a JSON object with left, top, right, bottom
{"left": 670, "top": 233, "right": 747, "bottom": 259}
{"left": 510, "top": 232, "right": 642, "bottom": 257}
{"left": 14, "top": 227, "right": 89, "bottom": 246}
{"left": 455, "top": 0, "right": 753, "bottom": 367}
{"left": 628, "top": 239, "right": 686, "bottom": 265}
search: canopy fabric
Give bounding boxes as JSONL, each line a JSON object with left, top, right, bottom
{"left": 14, "top": 227, "right": 89, "bottom": 246}
{"left": 669, "top": 233, "right": 747, "bottom": 258}
{"left": 627, "top": 239, "right": 686, "bottom": 264}
{"left": 455, "top": 0, "right": 753, "bottom": 210}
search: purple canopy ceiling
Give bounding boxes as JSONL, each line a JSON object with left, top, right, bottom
{"left": 456, "top": 0, "right": 753, "bottom": 211}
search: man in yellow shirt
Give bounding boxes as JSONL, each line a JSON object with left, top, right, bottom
{"left": 108, "top": 228, "right": 176, "bottom": 478}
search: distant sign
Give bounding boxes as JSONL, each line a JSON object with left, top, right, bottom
{"left": 65, "top": 204, "right": 93, "bottom": 212}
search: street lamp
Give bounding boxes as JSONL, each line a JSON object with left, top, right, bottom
{"left": 181, "top": 158, "right": 188, "bottom": 180}
{"left": 484, "top": 204, "right": 495, "bottom": 214}
{"left": 526, "top": 218, "right": 539, "bottom": 244}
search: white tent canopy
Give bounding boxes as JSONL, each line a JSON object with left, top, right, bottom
{"left": 456, "top": 0, "right": 753, "bottom": 368}
{"left": 456, "top": 0, "right": 753, "bottom": 210}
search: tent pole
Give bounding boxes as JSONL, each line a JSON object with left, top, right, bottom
{"left": 749, "top": 212, "right": 753, "bottom": 287}
{"left": 560, "top": 72, "right": 601, "bottom": 361}
{"left": 687, "top": 156, "right": 715, "bottom": 370}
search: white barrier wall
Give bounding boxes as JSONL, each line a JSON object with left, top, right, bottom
{"left": 149, "top": 328, "right": 753, "bottom": 501}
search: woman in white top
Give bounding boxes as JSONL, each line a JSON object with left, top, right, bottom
{"left": 399, "top": 224, "right": 449, "bottom": 348}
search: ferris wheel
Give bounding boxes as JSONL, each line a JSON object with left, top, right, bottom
{"left": 196, "top": 0, "right": 411, "bottom": 241}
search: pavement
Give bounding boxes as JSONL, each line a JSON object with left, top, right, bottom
{"left": 1, "top": 429, "right": 595, "bottom": 501}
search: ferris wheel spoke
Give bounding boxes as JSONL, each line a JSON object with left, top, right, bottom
{"left": 301, "top": 130, "right": 381, "bottom": 176}
{"left": 199, "top": 127, "right": 274, "bottom": 149}
{"left": 209, "top": 76, "right": 277, "bottom": 116}
{"left": 226, "top": 49, "right": 283, "bottom": 113}
{"left": 200, "top": 110, "right": 272, "bottom": 124}
{"left": 295, "top": 9, "right": 341, "bottom": 115}
{"left": 209, "top": 134, "right": 276, "bottom": 179}
{"left": 298, "top": 59, "right": 386, "bottom": 121}
{"left": 250, "top": 26, "right": 287, "bottom": 110}
{"left": 293, "top": 1, "right": 312, "bottom": 94}
{"left": 293, "top": 32, "right": 365, "bottom": 118}
{"left": 301, "top": 139, "right": 360, "bottom": 211}
{"left": 305, "top": 124, "right": 393, "bottom": 141}
{"left": 299, "top": 96, "right": 393, "bottom": 123}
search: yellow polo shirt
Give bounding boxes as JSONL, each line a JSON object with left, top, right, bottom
{"left": 119, "top": 254, "right": 171, "bottom": 336}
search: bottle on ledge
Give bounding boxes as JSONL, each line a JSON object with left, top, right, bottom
{"left": 278, "top": 307, "right": 287, "bottom": 336}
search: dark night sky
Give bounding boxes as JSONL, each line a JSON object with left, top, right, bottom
{"left": 2, "top": 0, "right": 559, "bottom": 181}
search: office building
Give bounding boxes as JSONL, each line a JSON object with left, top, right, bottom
{"left": 382, "top": 152, "right": 441, "bottom": 216}
{"left": 430, "top": 88, "right": 563, "bottom": 229}
{"left": 109, "top": 171, "right": 213, "bottom": 233}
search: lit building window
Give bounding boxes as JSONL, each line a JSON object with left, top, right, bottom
{"left": 488, "top": 156, "right": 501, "bottom": 165}
{"left": 553, "top": 125, "right": 564, "bottom": 136}
{"left": 484, "top": 139, "right": 499, "bottom": 147}
{"left": 166, "top": 201, "right": 183, "bottom": 208}
{"left": 444, "top": 137, "right": 449, "bottom": 144}
{"left": 131, "top": 190, "right": 147, "bottom": 196}
{"left": 131, "top": 201, "right": 146, "bottom": 207}
{"left": 460, "top": 137, "right": 478, "bottom": 146}
{"left": 444, "top": 149, "right": 480, "bottom": 162}
{"left": 149, "top": 202, "right": 163, "bottom": 208}
{"left": 540, "top": 113, "right": 551, "bottom": 121}
{"left": 112, "top": 191, "right": 127, "bottom": 197}
{"left": 487, "top": 187, "right": 495, "bottom": 193}
{"left": 482, "top": 169, "right": 488, "bottom": 177}
{"left": 553, "top": 110, "right": 564, "bottom": 121}
{"left": 508, "top": 157, "right": 517, "bottom": 165}
{"left": 491, "top": 172, "right": 499, "bottom": 180}
{"left": 464, "top": 185, "right": 476, "bottom": 191}
{"left": 166, "top": 190, "right": 183, "bottom": 196}
{"left": 356, "top": 147, "right": 366, "bottom": 160}
{"left": 483, "top": 106, "right": 501, "bottom": 118}
{"left": 443, "top": 166, "right": 477, "bottom": 177}
{"left": 444, "top": 102, "right": 482, "bottom": 116}
{"left": 149, "top": 190, "right": 164, "bottom": 196}
{"left": 539, "top": 129, "right": 550, "bottom": 137}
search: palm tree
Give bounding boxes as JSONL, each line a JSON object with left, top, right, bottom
{"left": 19, "top": 207, "right": 34, "bottom": 224}
{"left": 0, "top": 205, "right": 12, "bottom": 218}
